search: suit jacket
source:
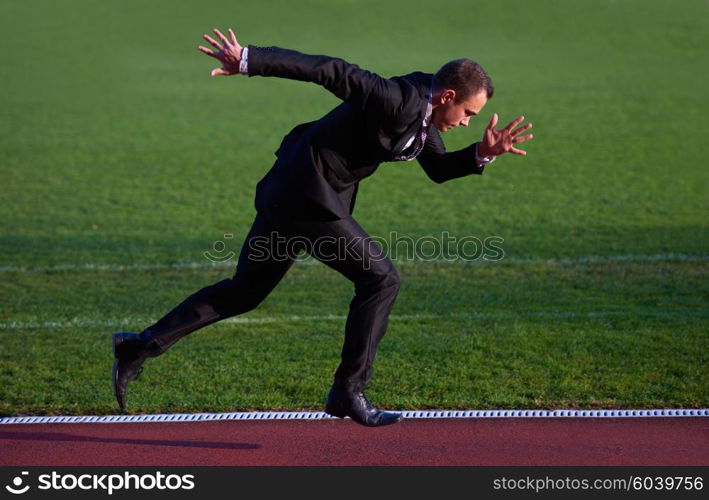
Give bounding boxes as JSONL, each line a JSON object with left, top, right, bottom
{"left": 246, "top": 45, "right": 485, "bottom": 220}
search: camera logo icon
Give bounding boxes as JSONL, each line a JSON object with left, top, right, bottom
{"left": 204, "top": 233, "right": 236, "bottom": 263}
{"left": 5, "top": 471, "right": 30, "bottom": 494}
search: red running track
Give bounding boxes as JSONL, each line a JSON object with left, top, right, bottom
{"left": 1, "top": 418, "right": 707, "bottom": 466}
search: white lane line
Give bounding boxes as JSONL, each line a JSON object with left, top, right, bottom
{"left": 0, "top": 314, "right": 425, "bottom": 330}
{"left": 1, "top": 408, "right": 707, "bottom": 425}
{"left": 0, "top": 310, "right": 687, "bottom": 330}
{"left": 0, "top": 253, "right": 706, "bottom": 273}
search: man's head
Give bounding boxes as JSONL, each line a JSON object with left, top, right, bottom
{"left": 430, "top": 59, "right": 494, "bottom": 132}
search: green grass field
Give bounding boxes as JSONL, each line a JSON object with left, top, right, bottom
{"left": 1, "top": 0, "right": 707, "bottom": 415}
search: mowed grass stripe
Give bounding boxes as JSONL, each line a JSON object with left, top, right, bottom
{"left": 0, "top": 252, "right": 706, "bottom": 273}
{"left": 1, "top": 316, "right": 705, "bottom": 415}
{"left": 0, "top": 309, "right": 693, "bottom": 331}
{"left": 1, "top": 260, "right": 704, "bottom": 326}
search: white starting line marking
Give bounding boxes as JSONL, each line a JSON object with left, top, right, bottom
{"left": 1, "top": 409, "right": 707, "bottom": 425}
{"left": 0, "top": 253, "right": 706, "bottom": 273}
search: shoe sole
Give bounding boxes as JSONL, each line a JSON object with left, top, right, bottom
{"left": 324, "top": 406, "right": 347, "bottom": 419}
{"left": 324, "top": 404, "right": 403, "bottom": 426}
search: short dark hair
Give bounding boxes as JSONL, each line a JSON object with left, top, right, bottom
{"left": 432, "top": 59, "right": 494, "bottom": 101}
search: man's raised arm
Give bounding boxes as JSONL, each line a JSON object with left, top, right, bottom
{"left": 418, "top": 114, "right": 533, "bottom": 184}
{"left": 198, "top": 28, "right": 402, "bottom": 116}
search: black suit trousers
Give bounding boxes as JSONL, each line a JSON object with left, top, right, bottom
{"left": 144, "top": 207, "right": 400, "bottom": 392}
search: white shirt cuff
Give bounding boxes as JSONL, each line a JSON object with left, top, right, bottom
{"left": 475, "top": 143, "right": 496, "bottom": 167}
{"left": 239, "top": 47, "right": 249, "bottom": 75}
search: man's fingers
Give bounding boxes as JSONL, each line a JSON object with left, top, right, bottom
{"left": 211, "top": 67, "right": 239, "bottom": 77}
{"left": 511, "top": 123, "right": 532, "bottom": 137}
{"left": 512, "top": 134, "right": 533, "bottom": 144}
{"left": 213, "top": 28, "right": 231, "bottom": 46}
{"left": 203, "top": 34, "right": 222, "bottom": 50}
{"left": 487, "top": 113, "right": 498, "bottom": 130}
{"left": 503, "top": 115, "right": 525, "bottom": 131}
{"left": 198, "top": 46, "right": 219, "bottom": 58}
{"left": 510, "top": 147, "right": 527, "bottom": 156}
{"left": 228, "top": 28, "right": 238, "bottom": 45}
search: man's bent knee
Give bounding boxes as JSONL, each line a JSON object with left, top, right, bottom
{"left": 213, "top": 276, "right": 274, "bottom": 315}
{"left": 355, "top": 266, "right": 400, "bottom": 295}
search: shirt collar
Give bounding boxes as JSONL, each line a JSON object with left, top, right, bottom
{"left": 423, "top": 87, "right": 432, "bottom": 127}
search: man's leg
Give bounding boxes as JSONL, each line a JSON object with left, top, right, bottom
{"left": 142, "top": 213, "right": 297, "bottom": 353}
{"left": 283, "top": 213, "right": 402, "bottom": 426}
{"left": 113, "top": 212, "right": 297, "bottom": 409}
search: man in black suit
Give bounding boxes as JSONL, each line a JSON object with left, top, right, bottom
{"left": 113, "top": 28, "right": 533, "bottom": 427}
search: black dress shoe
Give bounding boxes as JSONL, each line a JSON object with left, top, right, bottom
{"left": 324, "top": 387, "right": 403, "bottom": 427}
{"left": 112, "top": 332, "right": 158, "bottom": 410}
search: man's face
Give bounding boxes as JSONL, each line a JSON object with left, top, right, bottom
{"left": 431, "top": 89, "right": 488, "bottom": 132}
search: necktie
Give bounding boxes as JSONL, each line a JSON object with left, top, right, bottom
{"left": 393, "top": 126, "right": 428, "bottom": 161}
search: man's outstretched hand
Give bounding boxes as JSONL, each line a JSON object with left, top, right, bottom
{"left": 198, "top": 28, "right": 243, "bottom": 76}
{"left": 478, "top": 114, "right": 534, "bottom": 157}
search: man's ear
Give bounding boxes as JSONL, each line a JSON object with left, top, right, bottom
{"left": 441, "top": 89, "right": 456, "bottom": 104}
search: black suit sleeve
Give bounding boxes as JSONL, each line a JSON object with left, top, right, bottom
{"left": 247, "top": 45, "right": 402, "bottom": 118}
{"left": 416, "top": 127, "right": 485, "bottom": 184}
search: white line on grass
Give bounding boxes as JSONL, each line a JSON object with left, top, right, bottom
{"left": 0, "top": 253, "right": 706, "bottom": 273}
{"left": 1, "top": 408, "right": 707, "bottom": 425}
{"left": 0, "top": 309, "right": 691, "bottom": 330}
{"left": 0, "top": 314, "right": 417, "bottom": 330}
